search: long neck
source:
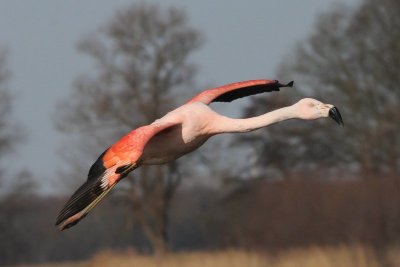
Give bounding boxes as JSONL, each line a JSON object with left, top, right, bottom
{"left": 214, "top": 105, "right": 297, "bottom": 134}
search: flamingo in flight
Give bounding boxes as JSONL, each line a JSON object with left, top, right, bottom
{"left": 56, "top": 79, "right": 343, "bottom": 230}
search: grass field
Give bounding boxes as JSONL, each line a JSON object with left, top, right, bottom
{"left": 17, "top": 245, "right": 400, "bottom": 267}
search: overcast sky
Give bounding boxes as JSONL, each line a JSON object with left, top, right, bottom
{"left": 0, "top": 0, "right": 357, "bottom": 193}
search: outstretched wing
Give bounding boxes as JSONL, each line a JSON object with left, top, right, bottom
{"left": 187, "top": 79, "right": 294, "bottom": 105}
{"left": 55, "top": 121, "right": 180, "bottom": 230}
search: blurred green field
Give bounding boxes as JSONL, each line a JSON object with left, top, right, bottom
{"left": 17, "top": 245, "right": 400, "bottom": 267}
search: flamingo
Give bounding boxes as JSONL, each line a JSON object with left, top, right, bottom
{"left": 56, "top": 79, "right": 343, "bottom": 230}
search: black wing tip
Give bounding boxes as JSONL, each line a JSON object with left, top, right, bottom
{"left": 278, "top": 80, "right": 294, "bottom": 88}
{"left": 56, "top": 212, "right": 88, "bottom": 231}
{"left": 211, "top": 79, "right": 294, "bottom": 103}
{"left": 55, "top": 216, "right": 63, "bottom": 226}
{"left": 55, "top": 211, "right": 80, "bottom": 228}
{"left": 55, "top": 178, "right": 104, "bottom": 229}
{"left": 55, "top": 218, "right": 80, "bottom": 231}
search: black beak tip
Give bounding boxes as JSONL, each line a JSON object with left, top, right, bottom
{"left": 329, "top": 106, "right": 344, "bottom": 127}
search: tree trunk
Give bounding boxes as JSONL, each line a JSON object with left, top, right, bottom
{"left": 142, "top": 214, "right": 169, "bottom": 256}
{"left": 126, "top": 163, "right": 181, "bottom": 255}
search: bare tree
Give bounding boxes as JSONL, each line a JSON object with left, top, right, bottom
{"left": 240, "top": 0, "right": 400, "bottom": 179}
{"left": 56, "top": 3, "right": 203, "bottom": 254}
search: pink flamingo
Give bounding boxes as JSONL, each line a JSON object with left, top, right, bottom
{"left": 56, "top": 79, "right": 343, "bottom": 230}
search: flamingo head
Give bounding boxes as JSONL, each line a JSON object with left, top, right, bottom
{"left": 294, "top": 98, "right": 344, "bottom": 126}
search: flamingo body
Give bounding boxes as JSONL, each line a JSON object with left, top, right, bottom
{"left": 142, "top": 105, "right": 210, "bottom": 164}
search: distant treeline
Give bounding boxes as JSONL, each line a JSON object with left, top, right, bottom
{"left": 1, "top": 174, "right": 400, "bottom": 265}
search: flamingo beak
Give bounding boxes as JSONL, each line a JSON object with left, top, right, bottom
{"left": 329, "top": 106, "right": 344, "bottom": 126}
